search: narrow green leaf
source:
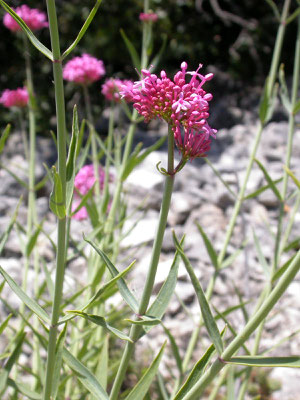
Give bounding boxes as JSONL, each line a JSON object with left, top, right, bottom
{"left": 124, "top": 342, "right": 166, "bottom": 400}
{"left": 146, "top": 237, "right": 184, "bottom": 327}
{"left": 76, "top": 119, "right": 86, "bottom": 160}
{"left": 293, "top": 99, "right": 300, "bottom": 115}
{"left": 66, "top": 311, "right": 133, "bottom": 342}
{"left": 122, "top": 137, "right": 166, "bottom": 181}
{"left": 51, "top": 323, "right": 68, "bottom": 399}
{"left": 162, "top": 323, "right": 182, "bottom": 374}
{"left": 286, "top": 6, "right": 300, "bottom": 25}
{"left": 243, "top": 177, "right": 283, "bottom": 200}
{"left": 58, "top": 260, "right": 135, "bottom": 325}
{"left": 63, "top": 348, "right": 109, "bottom": 399}
{"left": 204, "top": 158, "right": 237, "bottom": 198}
{"left": 0, "top": 330, "right": 26, "bottom": 392}
{"left": 283, "top": 236, "right": 300, "bottom": 253}
{"left": 148, "top": 34, "right": 167, "bottom": 71}
{"left": 41, "top": 258, "right": 54, "bottom": 299}
{"left": 264, "top": 0, "right": 280, "bottom": 20}
{"left": 84, "top": 237, "right": 139, "bottom": 313}
{"left": 259, "top": 78, "right": 278, "bottom": 124}
{"left": 226, "top": 356, "right": 300, "bottom": 368}
{"left": 70, "top": 185, "right": 94, "bottom": 217}
{"left": 0, "top": 124, "right": 10, "bottom": 154}
{"left": 34, "top": 174, "right": 49, "bottom": 191}
{"left": 252, "top": 229, "right": 270, "bottom": 278}
{"left": 0, "top": 266, "right": 50, "bottom": 324}
{"left": 174, "top": 332, "right": 225, "bottom": 400}
{"left": 120, "top": 28, "right": 141, "bottom": 71}
{"left": 49, "top": 165, "right": 66, "bottom": 219}
{"left": 173, "top": 232, "right": 223, "bottom": 355}
{"left": 0, "top": 0, "right": 53, "bottom": 60}
{"left": 283, "top": 165, "right": 300, "bottom": 190}
{"left": 25, "top": 221, "right": 43, "bottom": 257}
{"left": 196, "top": 223, "right": 219, "bottom": 270}
{"left": 279, "top": 64, "right": 291, "bottom": 112}
{"left": 0, "top": 163, "right": 28, "bottom": 189}
{"left": 126, "top": 316, "right": 161, "bottom": 326}
{"left": 66, "top": 105, "right": 79, "bottom": 212}
{"left": 272, "top": 254, "right": 296, "bottom": 283}
{"left": 255, "top": 158, "right": 282, "bottom": 201}
{"left": 7, "top": 379, "right": 41, "bottom": 400}
{"left": 0, "top": 313, "right": 12, "bottom": 335}
{"left": 62, "top": 0, "right": 103, "bottom": 60}
{"left": 220, "top": 240, "right": 248, "bottom": 269}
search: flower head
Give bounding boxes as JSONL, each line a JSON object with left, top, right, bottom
{"left": 3, "top": 5, "right": 48, "bottom": 32}
{"left": 101, "top": 78, "right": 134, "bottom": 103}
{"left": 63, "top": 54, "right": 105, "bottom": 85}
{"left": 0, "top": 88, "right": 29, "bottom": 108}
{"left": 72, "top": 164, "right": 112, "bottom": 220}
{"left": 139, "top": 12, "right": 158, "bottom": 22}
{"left": 125, "top": 62, "right": 216, "bottom": 161}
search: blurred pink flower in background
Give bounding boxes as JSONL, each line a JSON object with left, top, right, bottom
{"left": 63, "top": 54, "right": 105, "bottom": 85}
{"left": 0, "top": 88, "right": 29, "bottom": 108}
{"left": 139, "top": 12, "right": 158, "bottom": 22}
{"left": 3, "top": 5, "right": 48, "bottom": 32}
{"left": 102, "top": 78, "right": 134, "bottom": 103}
{"left": 72, "top": 164, "right": 110, "bottom": 220}
{"left": 125, "top": 62, "right": 216, "bottom": 161}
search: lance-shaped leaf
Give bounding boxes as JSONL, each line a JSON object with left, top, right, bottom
{"left": 293, "top": 100, "right": 300, "bottom": 115}
{"left": 0, "top": 266, "right": 50, "bottom": 324}
{"left": 145, "top": 236, "right": 184, "bottom": 328}
{"left": 49, "top": 166, "right": 66, "bottom": 219}
{"left": 0, "top": 330, "right": 26, "bottom": 393}
{"left": 162, "top": 323, "right": 183, "bottom": 375}
{"left": 173, "top": 232, "right": 223, "bottom": 355}
{"left": 66, "top": 105, "right": 79, "bottom": 213}
{"left": 124, "top": 342, "right": 166, "bottom": 400}
{"left": 62, "top": 0, "right": 103, "bottom": 60}
{"left": 0, "top": 198, "right": 21, "bottom": 255}
{"left": 149, "top": 34, "right": 167, "bottom": 71}
{"left": 25, "top": 220, "right": 44, "bottom": 258}
{"left": 279, "top": 64, "right": 291, "bottom": 113}
{"left": 226, "top": 356, "right": 300, "bottom": 368}
{"left": 243, "top": 177, "right": 283, "bottom": 200}
{"left": 66, "top": 311, "right": 133, "bottom": 342}
{"left": 63, "top": 348, "right": 109, "bottom": 399}
{"left": 259, "top": 77, "right": 278, "bottom": 124}
{"left": 122, "top": 137, "right": 166, "bottom": 181}
{"left": 84, "top": 237, "right": 139, "bottom": 313}
{"left": 174, "top": 327, "right": 226, "bottom": 400}
{"left": 252, "top": 229, "right": 270, "bottom": 278}
{"left": 0, "top": 164, "right": 28, "bottom": 189}
{"left": 126, "top": 315, "right": 161, "bottom": 326}
{"left": 0, "top": 0, "right": 52, "bottom": 60}
{"left": 196, "top": 223, "right": 218, "bottom": 270}
{"left": 120, "top": 28, "right": 141, "bottom": 71}
{"left": 255, "top": 158, "right": 282, "bottom": 202}
{"left": 0, "top": 314, "right": 12, "bottom": 335}
{"left": 283, "top": 165, "right": 300, "bottom": 190}
{"left": 0, "top": 124, "right": 10, "bottom": 154}
{"left": 58, "top": 260, "right": 135, "bottom": 325}
{"left": 7, "top": 379, "right": 40, "bottom": 400}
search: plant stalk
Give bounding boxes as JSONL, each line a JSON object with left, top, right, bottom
{"left": 43, "top": 1, "right": 67, "bottom": 398}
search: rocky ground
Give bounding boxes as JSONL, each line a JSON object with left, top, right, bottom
{"left": 0, "top": 98, "right": 300, "bottom": 398}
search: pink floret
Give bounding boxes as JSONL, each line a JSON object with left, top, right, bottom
{"left": 63, "top": 54, "right": 106, "bottom": 85}
{"left": 0, "top": 88, "right": 29, "bottom": 108}
{"left": 102, "top": 78, "right": 134, "bottom": 103}
{"left": 139, "top": 12, "right": 158, "bottom": 22}
{"left": 3, "top": 5, "right": 48, "bottom": 32}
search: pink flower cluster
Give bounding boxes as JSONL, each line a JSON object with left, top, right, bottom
{"left": 0, "top": 88, "right": 29, "bottom": 108}
{"left": 3, "top": 5, "right": 48, "bottom": 32}
{"left": 101, "top": 78, "right": 134, "bottom": 103}
{"left": 63, "top": 54, "right": 105, "bottom": 85}
{"left": 123, "top": 62, "right": 216, "bottom": 161}
{"left": 139, "top": 12, "right": 158, "bottom": 22}
{"left": 72, "top": 164, "right": 106, "bottom": 220}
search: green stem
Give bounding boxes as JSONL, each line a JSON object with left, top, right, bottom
{"left": 218, "top": 0, "right": 290, "bottom": 267}
{"left": 43, "top": 1, "right": 67, "bottom": 399}
{"left": 109, "top": 125, "right": 175, "bottom": 400}
{"left": 101, "top": 102, "right": 114, "bottom": 215}
{"left": 180, "top": 250, "right": 300, "bottom": 400}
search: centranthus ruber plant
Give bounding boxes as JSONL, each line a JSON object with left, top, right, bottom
{"left": 1, "top": 0, "right": 300, "bottom": 400}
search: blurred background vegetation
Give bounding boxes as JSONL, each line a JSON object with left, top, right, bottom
{"left": 0, "top": 0, "right": 298, "bottom": 132}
